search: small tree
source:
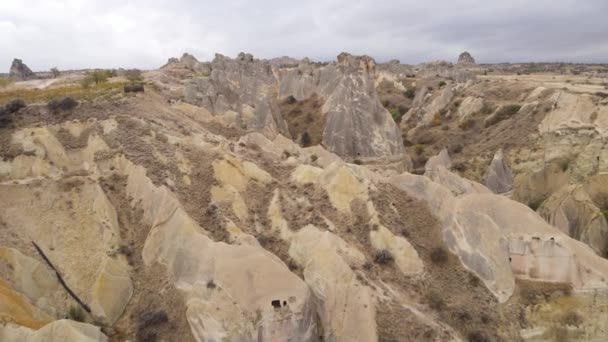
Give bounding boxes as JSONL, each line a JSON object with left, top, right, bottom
{"left": 50, "top": 67, "right": 60, "bottom": 78}
{"left": 404, "top": 88, "right": 415, "bottom": 99}
{"left": 124, "top": 69, "right": 143, "bottom": 83}
{"left": 81, "top": 70, "right": 109, "bottom": 89}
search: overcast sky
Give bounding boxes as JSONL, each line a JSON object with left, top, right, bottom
{"left": 1, "top": 0, "right": 608, "bottom": 71}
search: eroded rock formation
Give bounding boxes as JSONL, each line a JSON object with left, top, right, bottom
{"left": 9, "top": 58, "right": 35, "bottom": 81}
{"left": 457, "top": 51, "right": 476, "bottom": 65}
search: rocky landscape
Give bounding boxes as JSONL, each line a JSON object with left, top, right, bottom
{"left": 1, "top": 52, "right": 608, "bottom": 342}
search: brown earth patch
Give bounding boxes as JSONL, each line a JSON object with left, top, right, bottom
{"left": 54, "top": 125, "right": 96, "bottom": 150}
{"left": 99, "top": 174, "right": 194, "bottom": 342}
{"left": 278, "top": 93, "right": 325, "bottom": 147}
{"left": 369, "top": 183, "right": 523, "bottom": 341}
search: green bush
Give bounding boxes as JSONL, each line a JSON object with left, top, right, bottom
{"left": 404, "top": 88, "right": 415, "bottom": 99}
{"left": 480, "top": 102, "right": 495, "bottom": 115}
{"left": 390, "top": 108, "right": 404, "bottom": 123}
{"left": 430, "top": 246, "right": 448, "bottom": 264}
{"left": 300, "top": 132, "right": 311, "bottom": 147}
{"left": 50, "top": 67, "right": 60, "bottom": 78}
{"left": 286, "top": 95, "right": 297, "bottom": 104}
{"left": 414, "top": 144, "right": 425, "bottom": 155}
{"left": 438, "top": 81, "right": 447, "bottom": 88}
{"left": 4, "top": 99, "right": 26, "bottom": 114}
{"left": 81, "top": 70, "right": 111, "bottom": 89}
{"left": 47, "top": 97, "right": 78, "bottom": 111}
{"left": 374, "top": 250, "right": 394, "bottom": 264}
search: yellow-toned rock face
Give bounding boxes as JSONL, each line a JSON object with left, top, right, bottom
{"left": 370, "top": 226, "right": 423, "bottom": 276}
{"left": 290, "top": 164, "right": 323, "bottom": 185}
{"left": 0, "top": 247, "right": 59, "bottom": 303}
{"left": 319, "top": 163, "right": 369, "bottom": 213}
{"left": 0, "top": 279, "right": 52, "bottom": 330}
{"left": 0, "top": 179, "right": 131, "bottom": 324}
{"left": 0, "top": 319, "right": 108, "bottom": 342}
{"left": 212, "top": 154, "right": 273, "bottom": 192}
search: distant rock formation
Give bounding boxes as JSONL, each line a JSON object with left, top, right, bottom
{"left": 185, "top": 52, "right": 290, "bottom": 139}
{"left": 179, "top": 52, "right": 199, "bottom": 70}
{"left": 181, "top": 52, "right": 406, "bottom": 163}
{"left": 9, "top": 58, "right": 35, "bottom": 80}
{"left": 417, "top": 60, "right": 474, "bottom": 82}
{"left": 278, "top": 53, "right": 405, "bottom": 161}
{"left": 457, "top": 51, "right": 476, "bottom": 65}
{"left": 485, "top": 149, "right": 514, "bottom": 194}
{"left": 321, "top": 53, "right": 404, "bottom": 160}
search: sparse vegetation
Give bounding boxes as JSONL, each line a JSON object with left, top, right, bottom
{"left": 527, "top": 198, "right": 545, "bottom": 211}
{"left": 425, "top": 290, "right": 445, "bottom": 310}
{"left": 414, "top": 144, "right": 425, "bottom": 155}
{"left": 374, "top": 250, "right": 394, "bottom": 264}
{"left": 480, "top": 102, "right": 495, "bottom": 115}
{"left": 300, "top": 131, "right": 312, "bottom": 147}
{"left": 484, "top": 104, "right": 521, "bottom": 127}
{"left": 1, "top": 81, "right": 127, "bottom": 105}
{"left": 286, "top": 95, "right": 297, "bottom": 104}
{"left": 68, "top": 305, "right": 85, "bottom": 322}
{"left": 47, "top": 97, "right": 78, "bottom": 111}
{"left": 467, "top": 330, "right": 490, "bottom": 342}
{"left": 398, "top": 105, "right": 409, "bottom": 115}
{"left": 81, "top": 70, "right": 114, "bottom": 88}
{"left": 430, "top": 246, "right": 448, "bottom": 264}
{"left": 452, "top": 162, "right": 467, "bottom": 172}
{"left": 459, "top": 118, "right": 476, "bottom": 130}
{"left": 310, "top": 154, "right": 318, "bottom": 162}
{"left": 557, "top": 158, "right": 570, "bottom": 172}
{"left": 404, "top": 88, "right": 415, "bottom": 99}
{"left": 389, "top": 108, "right": 402, "bottom": 123}
{"left": 450, "top": 144, "right": 463, "bottom": 154}
{"left": 50, "top": 67, "right": 60, "bottom": 78}
{"left": 124, "top": 69, "right": 143, "bottom": 83}
{"left": 0, "top": 77, "right": 10, "bottom": 88}
{"left": 438, "top": 80, "right": 447, "bottom": 88}
{"left": 4, "top": 99, "right": 26, "bottom": 114}
{"left": 560, "top": 310, "right": 583, "bottom": 327}
{"left": 596, "top": 92, "right": 608, "bottom": 99}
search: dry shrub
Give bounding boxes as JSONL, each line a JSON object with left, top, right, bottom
{"left": 430, "top": 246, "right": 448, "bottom": 264}
{"left": 374, "top": 250, "right": 394, "bottom": 264}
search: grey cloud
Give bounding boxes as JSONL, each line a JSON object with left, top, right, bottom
{"left": 1, "top": 0, "right": 607, "bottom": 72}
